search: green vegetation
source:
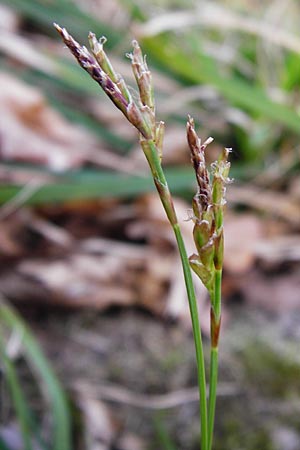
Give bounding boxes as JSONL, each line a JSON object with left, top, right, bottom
{"left": 1, "top": 1, "right": 300, "bottom": 449}
{"left": 1, "top": 0, "right": 300, "bottom": 205}
{"left": 0, "top": 303, "right": 71, "bottom": 450}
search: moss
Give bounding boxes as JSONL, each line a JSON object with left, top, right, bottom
{"left": 160, "top": 348, "right": 185, "bottom": 372}
{"left": 240, "top": 341, "right": 300, "bottom": 398}
{"left": 214, "top": 418, "right": 275, "bottom": 450}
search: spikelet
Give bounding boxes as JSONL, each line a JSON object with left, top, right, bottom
{"left": 186, "top": 116, "right": 231, "bottom": 297}
{"left": 54, "top": 24, "right": 153, "bottom": 140}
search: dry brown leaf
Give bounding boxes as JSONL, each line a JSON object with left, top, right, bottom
{"left": 224, "top": 213, "right": 264, "bottom": 274}
{"left": 0, "top": 234, "right": 169, "bottom": 314}
{"left": 0, "top": 73, "right": 90, "bottom": 169}
{"left": 16, "top": 255, "right": 134, "bottom": 308}
{"left": 290, "top": 176, "right": 300, "bottom": 201}
{"left": 0, "top": 208, "right": 73, "bottom": 258}
{"left": 255, "top": 235, "right": 300, "bottom": 265}
{"left": 0, "top": 220, "right": 25, "bottom": 257}
{"left": 0, "top": 190, "right": 216, "bottom": 331}
{"left": 228, "top": 184, "right": 300, "bottom": 227}
{"left": 0, "top": 184, "right": 235, "bottom": 333}
{"left": 0, "top": 73, "right": 135, "bottom": 173}
{"left": 238, "top": 268, "right": 300, "bottom": 313}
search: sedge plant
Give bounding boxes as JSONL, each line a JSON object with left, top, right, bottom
{"left": 54, "top": 24, "right": 231, "bottom": 450}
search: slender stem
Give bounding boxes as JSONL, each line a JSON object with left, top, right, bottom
{"left": 213, "top": 269, "right": 222, "bottom": 321}
{"left": 143, "top": 139, "right": 208, "bottom": 449}
{"left": 144, "top": 141, "right": 208, "bottom": 449}
{"left": 208, "top": 269, "right": 222, "bottom": 450}
{"left": 208, "top": 347, "right": 218, "bottom": 450}
{"left": 173, "top": 224, "right": 208, "bottom": 450}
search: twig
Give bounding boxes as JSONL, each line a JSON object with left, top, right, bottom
{"left": 74, "top": 382, "right": 238, "bottom": 410}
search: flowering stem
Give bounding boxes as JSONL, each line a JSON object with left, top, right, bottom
{"left": 145, "top": 140, "right": 208, "bottom": 450}
{"left": 208, "top": 346, "right": 218, "bottom": 450}
{"left": 208, "top": 269, "right": 222, "bottom": 450}
{"left": 54, "top": 28, "right": 212, "bottom": 449}
{"left": 173, "top": 224, "right": 208, "bottom": 450}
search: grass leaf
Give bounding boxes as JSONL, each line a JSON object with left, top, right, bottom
{"left": 0, "top": 163, "right": 257, "bottom": 206}
{"left": 142, "top": 35, "right": 300, "bottom": 135}
{"left": 2, "top": 0, "right": 121, "bottom": 47}
{"left": 0, "top": 337, "right": 34, "bottom": 450}
{"left": 0, "top": 303, "right": 72, "bottom": 450}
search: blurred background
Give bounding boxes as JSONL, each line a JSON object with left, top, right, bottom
{"left": 0, "top": 0, "right": 300, "bottom": 449}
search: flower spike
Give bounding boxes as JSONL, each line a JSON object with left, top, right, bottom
{"left": 54, "top": 23, "right": 152, "bottom": 139}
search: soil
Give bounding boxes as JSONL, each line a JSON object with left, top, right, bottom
{"left": 8, "top": 303, "right": 300, "bottom": 450}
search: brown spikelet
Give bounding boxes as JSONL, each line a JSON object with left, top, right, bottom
{"left": 54, "top": 24, "right": 155, "bottom": 139}
{"left": 187, "top": 116, "right": 213, "bottom": 215}
{"left": 129, "top": 40, "right": 154, "bottom": 112}
{"left": 54, "top": 23, "right": 128, "bottom": 115}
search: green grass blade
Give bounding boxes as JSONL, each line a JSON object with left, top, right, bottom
{"left": 142, "top": 35, "right": 300, "bottom": 135}
{"left": 0, "top": 304, "right": 72, "bottom": 450}
{"left": 0, "top": 337, "right": 34, "bottom": 450}
{"left": 0, "top": 162, "right": 257, "bottom": 206}
{"left": 0, "top": 171, "right": 162, "bottom": 205}
{"left": 2, "top": 0, "right": 121, "bottom": 47}
{"left": 0, "top": 437, "right": 11, "bottom": 450}
{"left": 153, "top": 412, "right": 177, "bottom": 450}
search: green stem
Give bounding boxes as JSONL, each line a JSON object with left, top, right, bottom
{"left": 173, "top": 224, "right": 208, "bottom": 450}
{"left": 213, "top": 269, "right": 222, "bottom": 321}
{"left": 144, "top": 141, "right": 208, "bottom": 449}
{"left": 208, "top": 346, "right": 218, "bottom": 450}
{"left": 208, "top": 269, "right": 222, "bottom": 450}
